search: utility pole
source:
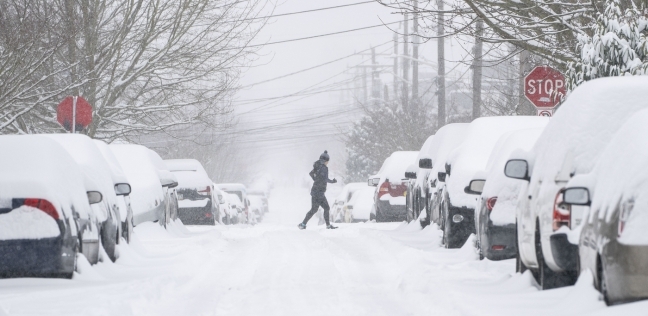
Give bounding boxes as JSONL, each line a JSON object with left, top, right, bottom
{"left": 412, "top": 0, "right": 419, "bottom": 116}
{"left": 437, "top": 0, "right": 446, "bottom": 127}
{"left": 393, "top": 32, "right": 399, "bottom": 100}
{"left": 363, "top": 67, "right": 368, "bottom": 105}
{"left": 519, "top": 50, "right": 535, "bottom": 115}
{"left": 372, "top": 47, "right": 380, "bottom": 107}
{"left": 472, "top": 19, "right": 484, "bottom": 120}
{"left": 402, "top": 11, "right": 410, "bottom": 113}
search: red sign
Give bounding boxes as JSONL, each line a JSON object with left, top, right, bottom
{"left": 57, "top": 96, "right": 93, "bottom": 131}
{"left": 524, "top": 66, "right": 566, "bottom": 108}
{"left": 537, "top": 109, "right": 553, "bottom": 117}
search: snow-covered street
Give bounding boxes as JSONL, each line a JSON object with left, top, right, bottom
{"left": 0, "top": 187, "right": 644, "bottom": 316}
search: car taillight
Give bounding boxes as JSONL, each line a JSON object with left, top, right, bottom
{"left": 618, "top": 199, "right": 634, "bottom": 237}
{"left": 487, "top": 197, "right": 497, "bottom": 212}
{"left": 378, "top": 181, "right": 390, "bottom": 199}
{"left": 21, "top": 198, "right": 59, "bottom": 220}
{"left": 552, "top": 189, "right": 570, "bottom": 231}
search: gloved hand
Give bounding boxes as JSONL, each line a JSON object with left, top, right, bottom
{"left": 331, "top": 178, "right": 338, "bottom": 183}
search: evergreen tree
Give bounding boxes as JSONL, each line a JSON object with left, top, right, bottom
{"left": 567, "top": 0, "right": 648, "bottom": 88}
{"left": 345, "top": 105, "right": 434, "bottom": 183}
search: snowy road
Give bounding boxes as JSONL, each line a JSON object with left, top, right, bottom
{"left": 0, "top": 187, "right": 645, "bottom": 315}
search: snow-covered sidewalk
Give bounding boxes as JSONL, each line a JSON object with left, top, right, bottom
{"left": 0, "top": 187, "right": 644, "bottom": 315}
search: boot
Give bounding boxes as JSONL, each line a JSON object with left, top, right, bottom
{"left": 298, "top": 223, "right": 306, "bottom": 230}
{"left": 326, "top": 224, "right": 338, "bottom": 229}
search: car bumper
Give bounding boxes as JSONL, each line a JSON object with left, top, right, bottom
{"left": 178, "top": 203, "right": 214, "bottom": 225}
{"left": 482, "top": 222, "right": 517, "bottom": 260}
{"left": 549, "top": 233, "right": 579, "bottom": 271}
{"left": 446, "top": 205, "right": 475, "bottom": 247}
{"left": 0, "top": 235, "right": 75, "bottom": 278}
{"left": 604, "top": 242, "right": 648, "bottom": 304}
{"left": 376, "top": 200, "right": 406, "bottom": 221}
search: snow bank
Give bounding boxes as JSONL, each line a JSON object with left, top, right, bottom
{"left": 110, "top": 144, "right": 165, "bottom": 218}
{"left": 446, "top": 117, "right": 550, "bottom": 208}
{"left": 0, "top": 135, "right": 91, "bottom": 220}
{"left": 482, "top": 128, "right": 547, "bottom": 225}
{"left": 0, "top": 206, "right": 60, "bottom": 240}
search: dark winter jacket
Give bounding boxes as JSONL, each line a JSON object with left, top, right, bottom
{"left": 309, "top": 159, "right": 335, "bottom": 196}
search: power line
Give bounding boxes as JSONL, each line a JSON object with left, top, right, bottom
{"left": 230, "top": 1, "right": 375, "bottom": 22}
{"left": 241, "top": 40, "right": 392, "bottom": 89}
{"left": 223, "top": 19, "right": 409, "bottom": 51}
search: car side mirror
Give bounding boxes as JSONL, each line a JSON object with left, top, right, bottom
{"left": 368, "top": 178, "right": 379, "bottom": 187}
{"left": 87, "top": 191, "right": 103, "bottom": 204}
{"left": 445, "top": 163, "right": 452, "bottom": 176}
{"left": 405, "top": 171, "right": 417, "bottom": 179}
{"left": 464, "top": 179, "right": 485, "bottom": 195}
{"left": 114, "top": 183, "right": 131, "bottom": 196}
{"left": 438, "top": 172, "right": 447, "bottom": 182}
{"left": 563, "top": 187, "right": 591, "bottom": 206}
{"left": 504, "top": 159, "right": 530, "bottom": 181}
{"left": 419, "top": 158, "right": 433, "bottom": 169}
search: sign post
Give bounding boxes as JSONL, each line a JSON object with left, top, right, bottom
{"left": 524, "top": 66, "right": 566, "bottom": 117}
{"left": 57, "top": 96, "right": 93, "bottom": 132}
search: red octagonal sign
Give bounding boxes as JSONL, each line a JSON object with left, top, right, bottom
{"left": 57, "top": 96, "right": 93, "bottom": 131}
{"left": 524, "top": 66, "right": 566, "bottom": 108}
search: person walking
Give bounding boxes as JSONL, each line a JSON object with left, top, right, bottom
{"left": 298, "top": 150, "right": 338, "bottom": 230}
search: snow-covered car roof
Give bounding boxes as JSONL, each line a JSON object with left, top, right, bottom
{"left": 373, "top": 151, "right": 419, "bottom": 183}
{"left": 446, "top": 116, "right": 550, "bottom": 208}
{"left": 481, "top": 128, "right": 547, "bottom": 225}
{"left": 0, "top": 135, "right": 91, "bottom": 219}
{"left": 425, "top": 123, "right": 470, "bottom": 185}
{"left": 165, "top": 159, "right": 212, "bottom": 190}
{"left": 348, "top": 187, "right": 376, "bottom": 215}
{"left": 529, "top": 76, "right": 648, "bottom": 187}
{"left": 569, "top": 109, "right": 648, "bottom": 245}
{"left": 92, "top": 139, "right": 129, "bottom": 185}
{"left": 110, "top": 144, "right": 165, "bottom": 215}
{"left": 217, "top": 183, "right": 247, "bottom": 193}
{"left": 44, "top": 134, "right": 119, "bottom": 209}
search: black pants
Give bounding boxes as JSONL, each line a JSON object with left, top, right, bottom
{"left": 302, "top": 194, "right": 330, "bottom": 225}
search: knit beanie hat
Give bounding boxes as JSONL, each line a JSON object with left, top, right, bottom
{"left": 319, "top": 150, "right": 330, "bottom": 161}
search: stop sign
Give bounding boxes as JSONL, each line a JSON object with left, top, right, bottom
{"left": 524, "top": 66, "right": 566, "bottom": 108}
{"left": 57, "top": 96, "right": 93, "bottom": 131}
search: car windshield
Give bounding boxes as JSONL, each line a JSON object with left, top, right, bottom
{"left": 225, "top": 190, "right": 243, "bottom": 201}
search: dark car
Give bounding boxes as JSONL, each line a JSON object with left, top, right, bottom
{"left": 0, "top": 136, "right": 101, "bottom": 278}
{"left": 369, "top": 151, "right": 419, "bottom": 222}
{"left": 473, "top": 128, "right": 546, "bottom": 260}
{"left": 165, "top": 159, "right": 216, "bottom": 225}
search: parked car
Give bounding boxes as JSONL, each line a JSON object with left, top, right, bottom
{"left": 93, "top": 140, "right": 134, "bottom": 243}
{"left": 248, "top": 190, "right": 269, "bottom": 214}
{"left": 368, "top": 151, "right": 419, "bottom": 222}
{"left": 473, "top": 127, "right": 546, "bottom": 260}
{"left": 248, "top": 195, "right": 265, "bottom": 222}
{"left": 331, "top": 183, "right": 368, "bottom": 223}
{"left": 223, "top": 192, "right": 246, "bottom": 224}
{"left": 441, "top": 116, "right": 548, "bottom": 249}
{"left": 214, "top": 186, "right": 234, "bottom": 224}
{"left": 562, "top": 109, "right": 648, "bottom": 305}
{"left": 45, "top": 134, "right": 122, "bottom": 262}
{"left": 111, "top": 144, "right": 177, "bottom": 228}
{"left": 146, "top": 150, "right": 179, "bottom": 227}
{"left": 422, "top": 123, "right": 470, "bottom": 226}
{"left": 0, "top": 135, "right": 100, "bottom": 278}
{"left": 406, "top": 134, "right": 436, "bottom": 225}
{"left": 344, "top": 187, "right": 376, "bottom": 223}
{"left": 217, "top": 184, "right": 249, "bottom": 223}
{"left": 165, "top": 159, "right": 216, "bottom": 225}
{"left": 504, "top": 76, "right": 648, "bottom": 290}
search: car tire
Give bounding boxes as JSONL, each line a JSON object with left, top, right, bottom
{"left": 102, "top": 227, "right": 118, "bottom": 263}
{"left": 535, "top": 221, "right": 571, "bottom": 290}
{"left": 598, "top": 255, "right": 612, "bottom": 305}
{"left": 370, "top": 213, "right": 376, "bottom": 221}
{"left": 515, "top": 223, "right": 527, "bottom": 274}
